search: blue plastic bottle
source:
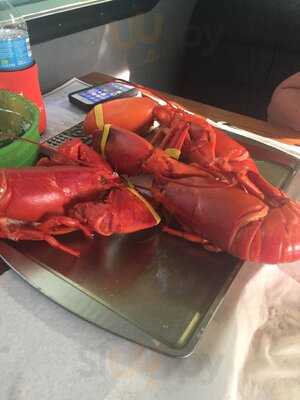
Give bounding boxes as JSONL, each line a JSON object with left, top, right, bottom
{"left": 0, "top": 0, "right": 33, "bottom": 71}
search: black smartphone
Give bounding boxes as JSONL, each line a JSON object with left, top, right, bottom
{"left": 68, "top": 82, "right": 139, "bottom": 111}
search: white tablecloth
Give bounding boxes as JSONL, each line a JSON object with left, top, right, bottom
{"left": 1, "top": 171, "right": 300, "bottom": 400}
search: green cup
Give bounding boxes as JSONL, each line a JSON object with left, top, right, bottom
{"left": 0, "top": 90, "right": 40, "bottom": 167}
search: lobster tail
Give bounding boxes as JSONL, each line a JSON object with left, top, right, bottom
{"left": 231, "top": 200, "right": 300, "bottom": 263}
{"left": 153, "top": 177, "right": 300, "bottom": 264}
{"left": 154, "top": 178, "right": 266, "bottom": 246}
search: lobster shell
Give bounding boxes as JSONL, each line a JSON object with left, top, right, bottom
{"left": 0, "top": 139, "right": 160, "bottom": 256}
{"left": 84, "top": 96, "right": 156, "bottom": 134}
{"left": 92, "top": 124, "right": 300, "bottom": 264}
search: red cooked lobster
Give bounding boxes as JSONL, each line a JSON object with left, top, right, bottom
{"left": 0, "top": 139, "right": 160, "bottom": 256}
{"left": 84, "top": 81, "right": 300, "bottom": 263}
{"left": 84, "top": 82, "right": 284, "bottom": 204}
{"left": 91, "top": 123, "right": 300, "bottom": 264}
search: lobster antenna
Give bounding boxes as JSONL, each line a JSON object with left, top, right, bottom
{"left": 112, "top": 77, "right": 188, "bottom": 113}
{"left": 112, "top": 78, "right": 174, "bottom": 107}
{"left": 0, "top": 132, "right": 54, "bottom": 153}
{"left": 0, "top": 132, "right": 93, "bottom": 168}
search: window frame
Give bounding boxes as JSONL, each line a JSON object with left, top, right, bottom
{"left": 24, "top": 0, "right": 160, "bottom": 44}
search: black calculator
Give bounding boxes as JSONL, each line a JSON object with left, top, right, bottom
{"left": 42, "top": 122, "right": 92, "bottom": 151}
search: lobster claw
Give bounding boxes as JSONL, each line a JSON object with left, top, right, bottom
{"left": 70, "top": 187, "right": 160, "bottom": 236}
{"left": 84, "top": 96, "right": 157, "bottom": 134}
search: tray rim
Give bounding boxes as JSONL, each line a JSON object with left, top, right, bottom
{"left": 0, "top": 241, "right": 242, "bottom": 357}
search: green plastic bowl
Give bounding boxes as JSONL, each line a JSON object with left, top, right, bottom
{"left": 0, "top": 90, "right": 40, "bottom": 167}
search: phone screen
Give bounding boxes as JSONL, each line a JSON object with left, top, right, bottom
{"left": 75, "top": 82, "right": 135, "bottom": 104}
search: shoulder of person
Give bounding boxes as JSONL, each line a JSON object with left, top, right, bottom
{"left": 276, "top": 72, "right": 300, "bottom": 90}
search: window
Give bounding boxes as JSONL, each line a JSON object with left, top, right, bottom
{"left": 8, "top": 0, "right": 160, "bottom": 44}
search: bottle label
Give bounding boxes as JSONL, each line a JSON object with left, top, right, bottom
{"left": 0, "top": 33, "right": 33, "bottom": 71}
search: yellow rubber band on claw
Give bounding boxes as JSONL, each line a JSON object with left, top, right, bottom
{"left": 123, "top": 176, "right": 135, "bottom": 189}
{"left": 127, "top": 187, "right": 161, "bottom": 225}
{"left": 94, "top": 104, "right": 104, "bottom": 130}
{"left": 165, "top": 148, "right": 181, "bottom": 160}
{"left": 100, "top": 124, "right": 111, "bottom": 158}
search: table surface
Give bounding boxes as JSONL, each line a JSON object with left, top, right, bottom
{"left": 83, "top": 72, "right": 300, "bottom": 146}
{"left": 1, "top": 73, "right": 300, "bottom": 400}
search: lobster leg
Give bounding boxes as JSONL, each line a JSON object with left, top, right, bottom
{"left": 163, "top": 226, "right": 221, "bottom": 252}
{"left": 150, "top": 122, "right": 229, "bottom": 182}
{"left": 246, "top": 170, "right": 286, "bottom": 204}
{"left": 151, "top": 124, "right": 190, "bottom": 161}
{"left": 38, "top": 216, "right": 93, "bottom": 238}
{"left": 0, "top": 218, "right": 80, "bottom": 257}
{"left": 151, "top": 112, "right": 287, "bottom": 204}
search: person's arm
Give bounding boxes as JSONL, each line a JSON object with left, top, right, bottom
{"left": 268, "top": 72, "right": 300, "bottom": 131}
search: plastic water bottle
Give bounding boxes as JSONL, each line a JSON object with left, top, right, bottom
{"left": 0, "top": 0, "right": 33, "bottom": 71}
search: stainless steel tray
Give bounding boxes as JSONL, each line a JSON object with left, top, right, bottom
{"left": 0, "top": 126, "right": 299, "bottom": 357}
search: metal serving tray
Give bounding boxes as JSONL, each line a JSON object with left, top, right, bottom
{"left": 0, "top": 124, "right": 299, "bottom": 357}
